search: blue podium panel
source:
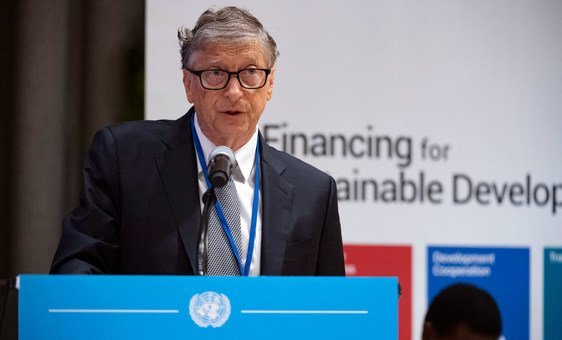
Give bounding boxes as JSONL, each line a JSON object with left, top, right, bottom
{"left": 19, "top": 275, "right": 397, "bottom": 339}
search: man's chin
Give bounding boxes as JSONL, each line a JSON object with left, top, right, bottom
{"left": 213, "top": 126, "right": 253, "bottom": 147}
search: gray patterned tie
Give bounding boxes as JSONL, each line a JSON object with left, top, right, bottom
{"left": 207, "top": 178, "right": 243, "bottom": 275}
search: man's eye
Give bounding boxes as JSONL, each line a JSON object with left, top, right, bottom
{"left": 244, "top": 69, "right": 259, "bottom": 76}
{"left": 209, "top": 70, "right": 224, "bottom": 77}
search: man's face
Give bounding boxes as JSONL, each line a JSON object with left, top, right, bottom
{"left": 183, "top": 41, "right": 274, "bottom": 149}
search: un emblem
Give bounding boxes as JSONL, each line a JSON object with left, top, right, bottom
{"left": 189, "top": 291, "right": 231, "bottom": 328}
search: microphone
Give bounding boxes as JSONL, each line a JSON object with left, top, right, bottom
{"left": 207, "top": 146, "right": 237, "bottom": 188}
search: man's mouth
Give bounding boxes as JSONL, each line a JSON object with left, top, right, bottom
{"left": 222, "top": 110, "right": 243, "bottom": 115}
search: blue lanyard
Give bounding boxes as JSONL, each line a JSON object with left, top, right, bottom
{"left": 190, "top": 114, "right": 260, "bottom": 276}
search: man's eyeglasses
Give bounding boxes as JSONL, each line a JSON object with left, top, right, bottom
{"left": 186, "top": 68, "right": 271, "bottom": 90}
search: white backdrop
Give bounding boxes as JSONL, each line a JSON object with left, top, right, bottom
{"left": 146, "top": 1, "right": 562, "bottom": 338}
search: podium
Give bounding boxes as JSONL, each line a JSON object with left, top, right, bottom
{"left": 18, "top": 275, "right": 397, "bottom": 339}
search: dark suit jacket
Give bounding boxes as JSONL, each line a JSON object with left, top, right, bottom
{"left": 51, "top": 108, "right": 345, "bottom": 275}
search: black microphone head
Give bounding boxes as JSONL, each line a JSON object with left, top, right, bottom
{"left": 209, "top": 156, "right": 229, "bottom": 187}
{"left": 208, "top": 146, "right": 237, "bottom": 188}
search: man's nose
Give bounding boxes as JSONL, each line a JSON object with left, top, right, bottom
{"left": 224, "top": 74, "right": 244, "bottom": 98}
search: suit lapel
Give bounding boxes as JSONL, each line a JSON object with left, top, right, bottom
{"left": 259, "top": 138, "right": 294, "bottom": 275}
{"left": 156, "top": 109, "right": 200, "bottom": 273}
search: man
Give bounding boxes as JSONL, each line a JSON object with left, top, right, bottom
{"left": 422, "top": 283, "right": 503, "bottom": 340}
{"left": 50, "top": 6, "right": 345, "bottom": 276}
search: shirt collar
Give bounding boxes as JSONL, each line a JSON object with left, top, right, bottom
{"left": 194, "top": 112, "right": 258, "bottom": 184}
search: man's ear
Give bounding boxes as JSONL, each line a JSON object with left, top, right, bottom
{"left": 182, "top": 69, "right": 194, "bottom": 103}
{"left": 266, "top": 67, "right": 275, "bottom": 100}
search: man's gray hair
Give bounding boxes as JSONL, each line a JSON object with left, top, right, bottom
{"left": 178, "top": 6, "right": 279, "bottom": 69}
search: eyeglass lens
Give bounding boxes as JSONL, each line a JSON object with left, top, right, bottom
{"left": 201, "top": 69, "right": 267, "bottom": 89}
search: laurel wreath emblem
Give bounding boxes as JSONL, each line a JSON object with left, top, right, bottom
{"left": 189, "top": 291, "right": 231, "bottom": 328}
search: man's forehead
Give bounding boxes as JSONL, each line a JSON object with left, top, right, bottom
{"left": 190, "top": 41, "right": 268, "bottom": 66}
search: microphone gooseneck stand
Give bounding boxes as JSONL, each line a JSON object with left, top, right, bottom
{"left": 197, "top": 188, "right": 216, "bottom": 276}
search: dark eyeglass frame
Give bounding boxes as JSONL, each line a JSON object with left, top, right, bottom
{"left": 186, "top": 68, "right": 271, "bottom": 90}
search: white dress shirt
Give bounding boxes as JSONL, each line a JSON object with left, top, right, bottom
{"left": 193, "top": 113, "right": 262, "bottom": 276}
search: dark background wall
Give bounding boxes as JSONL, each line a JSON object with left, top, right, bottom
{"left": 0, "top": 0, "right": 145, "bottom": 278}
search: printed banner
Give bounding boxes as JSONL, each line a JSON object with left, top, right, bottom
{"left": 544, "top": 248, "right": 562, "bottom": 340}
{"left": 428, "top": 246, "right": 529, "bottom": 340}
{"left": 146, "top": 1, "right": 562, "bottom": 338}
{"left": 344, "top": 244, "right": 411, "bottom": 340}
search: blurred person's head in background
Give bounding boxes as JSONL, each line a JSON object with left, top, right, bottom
{"left": 422, "top": 283, "right": 502, "bottom": 340}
